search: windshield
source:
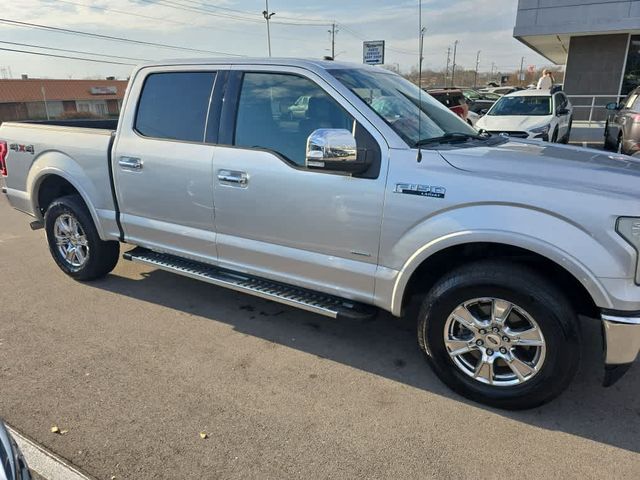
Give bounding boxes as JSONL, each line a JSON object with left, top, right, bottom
{"left": 488, "top": 95, "right": 552, "bottom": 116}
{"left": 330, "top": 68, "right": 476, "bottom": 147}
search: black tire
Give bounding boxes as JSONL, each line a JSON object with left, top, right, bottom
{"left": 561, "top": 119, "right": 572, "bottom": 144}
{"left": 603, "top": 121, "right": 614, "bottom": 151}
{"left": 44, "top": 194, "right": 119, "bottom": 281}
{"left": 616, "top": 134, "right": 624, "bottom": 154}
{"left": 417, "top": 260, "right": 581, "bottom": 410}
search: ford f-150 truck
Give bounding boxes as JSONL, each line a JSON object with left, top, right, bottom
{"left": 1, "top": 59, "right": 639, "bottom": 409}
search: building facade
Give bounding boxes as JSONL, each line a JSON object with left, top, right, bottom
{"left": 0, "top": 78, "right": 128, "bottom": 123}
{"left": 514, "top": 0, "right": 640, "bottom": 120}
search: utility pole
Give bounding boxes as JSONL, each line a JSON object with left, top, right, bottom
{"left": 519, "top": 56, "right": 525, "bottom": 86}
{"left": 451, "top": 40, "right": 459, "bottom": 87}
{"left": 474, "top": 50, "right": 481, "bottom": 88}
{"left": 444, "top": 47, "right": 451, "bottom": 87}
{"left": 491, "top": 62, "right": 496, "bottom": 83}
{"left": 262, "top": 0, "right": 276, "bottom": 57}
{"left": 328, "top": 23, "right": 338, "bottom": 59}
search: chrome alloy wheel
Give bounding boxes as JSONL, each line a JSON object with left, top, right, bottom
{"left": 53, "top": 213, "right": 89, "bottom": 268}
{"left": 443, "top": 298, "right": 546, "bottom": 386}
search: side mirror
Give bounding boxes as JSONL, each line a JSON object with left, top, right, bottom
{"left": 479, "top": 109, "right": 489, "bottom": 116}
{"left": 306, "top": 128, "right": 368, "bottom": 174}
{"left": 605, "top": 102, "right": 620, "bottom": 111}
{"left": 556, "top": 108, "right": 570, "bottom": 116}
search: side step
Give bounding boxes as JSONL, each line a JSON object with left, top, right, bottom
{"left": 123, "top": 247, "right": 377, "bottom": 320}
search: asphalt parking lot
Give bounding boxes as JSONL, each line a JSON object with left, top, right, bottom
{"left": 0, "top": 195, "right": 638, "bottom": 479}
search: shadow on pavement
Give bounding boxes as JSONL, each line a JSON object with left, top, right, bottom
{"left": 91, "top": 268, "right": 640, "bottom": 454}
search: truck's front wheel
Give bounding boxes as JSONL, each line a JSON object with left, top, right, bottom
{"left": 44, "top": 194, "right": 119, "bottom": 281}
{"left": 417, "top": 261, "right": 580, "bottom": 410}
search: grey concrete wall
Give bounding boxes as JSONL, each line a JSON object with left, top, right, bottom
{"left": 564, "top": 34, "right": 628, "bottom": 119}
{"left": 515, "top": 1, "right": 640, "bottom": 37}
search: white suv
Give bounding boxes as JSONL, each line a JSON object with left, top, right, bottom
{"left": 476, "top": 89, "right": 573, "bottom": 143}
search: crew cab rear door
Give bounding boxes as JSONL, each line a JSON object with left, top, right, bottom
{"left": 112, "top": 66, "right": 227, "bottom": 264}
{"left": 209, "top": 66, "right": 388, "bottom": 302}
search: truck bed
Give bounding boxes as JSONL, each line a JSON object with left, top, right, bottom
{"left": 1, "top": 121, "right": 119, "bottom": 240}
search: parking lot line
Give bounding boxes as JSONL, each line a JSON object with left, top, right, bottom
{"left": 7, "top": 426, "right": 94, "bottom": 480}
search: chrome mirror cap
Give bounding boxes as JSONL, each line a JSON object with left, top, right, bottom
{"left": 306, "top": 128, "right": 359, "bottom": 170}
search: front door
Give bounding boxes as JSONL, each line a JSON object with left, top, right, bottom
{"left": 113, "top": 69, "right": 220, "bottom": 264}
{"left": 211, "top": 69, "right": 387, "bottom": 301}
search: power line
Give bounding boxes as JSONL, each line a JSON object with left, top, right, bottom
{"left": 52, "top": 0, "right": 316, "bottom": 43}
{"left": 338, "top": 24, "right": 416, "bottom": 56}
{"left": 0, "top": 18, "right": 244, "bottom": 57}
{"left": 139, "top": 0, "right": 330, "bottom": 26}
{"left": 156, "top": 0, "right": 332, "bottom": 25}
{"left": 0, "top": 46, "right": 135, "bottom": 65}
{"left": 0, "top": 40, "right": 152, "bottom": 62}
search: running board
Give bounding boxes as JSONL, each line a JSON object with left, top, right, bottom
{"left": 122, "top": 247, "right": 377, "bottom": 320}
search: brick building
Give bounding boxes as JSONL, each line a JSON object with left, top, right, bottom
{"left": 0, "top": 77, "right": 128, "bottom": 123}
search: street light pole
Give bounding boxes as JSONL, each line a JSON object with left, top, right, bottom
{"left": 474, "top": 50, "right": 481, "bottom": 89}
{"left": 262, "top": 0, "right": 276, "bottom": 57}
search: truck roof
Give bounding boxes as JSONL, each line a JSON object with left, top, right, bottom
{"left": 136, "top": 57, "right": 376, "bottom": 73}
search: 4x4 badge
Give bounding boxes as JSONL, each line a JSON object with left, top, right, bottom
{"left": 395, "top": 183, "right": 446, "bottom": 198}
{"left": 9, "top": 143, "right": 34, "bottom": 155}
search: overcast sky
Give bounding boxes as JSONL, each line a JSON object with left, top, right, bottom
{"left": 0, "top": 0, "right": 551, "bottom": 79}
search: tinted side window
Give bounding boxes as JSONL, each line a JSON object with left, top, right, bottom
{"left": 234, "top": 72, "right": 353, "bottom": 166}
{"left": 135, "top": 72, "right": 216, "bottom": 142}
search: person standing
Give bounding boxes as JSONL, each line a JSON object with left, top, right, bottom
{"left": 537, "top": 69, "right": 554, "bottom": 90}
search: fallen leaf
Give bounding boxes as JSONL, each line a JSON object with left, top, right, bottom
{"left": 50, "top": 425, "right": 60, "bottom": 434}
{"left": 60, "top": 429, "right": 68, "bottom": 435}
{"left": 199, "top": 432, "right": 208, "bottom": 440}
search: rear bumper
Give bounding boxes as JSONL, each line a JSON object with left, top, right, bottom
{"left": 602, "top": 312, "right": 640, "bottom": 386}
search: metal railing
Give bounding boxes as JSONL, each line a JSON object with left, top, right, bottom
{"left": 566, "top": 94, "right": 625, "bottom": 127}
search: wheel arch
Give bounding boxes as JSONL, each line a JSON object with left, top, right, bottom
{"left": 30, "top": 170, "right": 104, "bottom": 239}
{"left": 391, "top": 237, "right": 603, "bottom": 319}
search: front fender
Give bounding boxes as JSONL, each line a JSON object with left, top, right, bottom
{"left": 384, "top": 204, "right": 631, "bottom": 316}
{"left": 27, "top": 151, "right": 107, "bottom": 239}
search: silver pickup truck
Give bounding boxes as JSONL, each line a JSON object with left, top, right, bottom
{"left": 1, "top": 59, "right": 639, "bottom": 409}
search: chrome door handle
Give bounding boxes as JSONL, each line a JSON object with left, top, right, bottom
{"left": 119, "top": 156, "right": 143, "bottom": 170}
{"left": 217, "top": 170, "right": 248, "bottom": 187}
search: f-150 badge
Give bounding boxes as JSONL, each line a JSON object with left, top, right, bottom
{"left": 395, "top": 183, "right": 446, "bottom": 198}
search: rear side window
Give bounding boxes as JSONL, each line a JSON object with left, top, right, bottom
{"left": 135, "top": 72, "right": 216, "bottom": 142}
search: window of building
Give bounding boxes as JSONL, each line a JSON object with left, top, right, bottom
{"left": 135, "top": 72, "right": 216, "bottom": 142}
{"left": 234, "top": 72, "right": 354, "bottom": 166}
{"left": 622, "top": 35, "right": 640, "bottom": 96}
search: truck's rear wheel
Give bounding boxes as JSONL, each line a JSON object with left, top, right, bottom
{"left": 417, "top": 261, "right": 580, "bottom": 410}
{"left": 44, "top": 194, "right": 119, "bottom": 280}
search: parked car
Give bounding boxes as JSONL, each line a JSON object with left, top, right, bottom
{"left": 0, "top": 420, "right": 31, "bottom": 480}
{"left": 426, "top": 88, "right": 469, "bottom": 123}
{"left": 475, "top": 89, "right": 573, "bottom": 142}
{"left": 460, "top": 88, "right": 500, "bottom": 114}
{"left": 2, "top": 59, "right": 639, "bottom": 409}
{"left": 604, "top": 86, "right": 640, "bottom": 155}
